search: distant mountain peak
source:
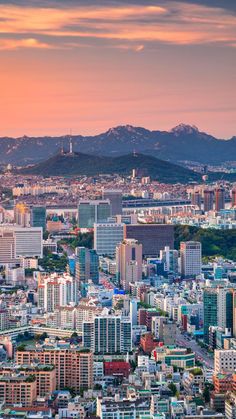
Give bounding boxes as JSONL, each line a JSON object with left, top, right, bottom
{"left": 171, "top": 124, "right": 199, "bottom": 136}
{"left": 106, "top": 125, "right": 137, "bottom": 135}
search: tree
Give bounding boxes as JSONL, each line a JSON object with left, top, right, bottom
{"left": 168, "top": 382, "right": 177, "bottom": 396}
{"left": 203, "top": 385, "right": 210, "bottom": 403}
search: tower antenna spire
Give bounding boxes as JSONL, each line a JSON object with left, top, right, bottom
{"left": 69, "top": 129, "right": 73, "bottom": 154}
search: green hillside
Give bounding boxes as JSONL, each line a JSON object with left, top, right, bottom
{"left": 19, "top": 152, "right": 200, "bottom": 183}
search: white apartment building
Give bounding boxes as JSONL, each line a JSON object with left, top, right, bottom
{"left": 214, "top": 349, "right": 236, "bottom": 373}
{"left": 180, "top": 241, "right": 202, "bottom": 277}
{"left": 38, "top": 273, "right": 77, "bottom": 313}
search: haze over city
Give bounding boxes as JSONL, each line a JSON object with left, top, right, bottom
{"left": 0, "top": 0, "right": 236, "bottom": 137}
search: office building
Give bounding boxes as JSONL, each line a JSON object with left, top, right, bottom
{"left": 0, "top": 226, "right": 43, "bottom": 264}
{"left": 124, "top": 224, "right": 174, "bottom": 257}
{"left": 215, "top": 187, "right": 225, "bottom": 212}
{"left": 160, "top": 246, "right": 179, "bottom": 274}
{"left": 130, "top": 299, "right": 138, "bottom": 326}
{"left": 14, "top": 203, "right": 30, "bottom": 227}
{"left": 16, "top": 340, "right": 93, "bottom": 391}
{"left": 102, "top": 189, "right": 122, "bottom": 215}
{"left": 78, "top": 200, "right": 111, "bottom": 228}
{"left": 217, "top": 287, "right": 233, "bottom": 332}
{"left": 75, "top": 247, "right": 99, "bottom": 296}
{"left": 180, "top": 241, "right": 202, "bottom": 278}
{"left": 83, "top": 314, "right": 132, "bottom": 354}
{"left": 116, "top": 239, "right": 142, "bottom": 291}
{"left": 203, "top": 288, "right": 218, "bottom": 344}
{"left": 94, "top": 223, "right": 124, "bottom": 256}
{"left": 203, "top": 286, "right": 233, "bottom": 344}
{"left": 31, "top": 205, "right": 46, "bottom": 230}
{"left": 203, "top": 189, "right": 214, "bottom": 212}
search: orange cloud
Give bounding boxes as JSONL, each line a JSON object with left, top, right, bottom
{"left": 0, "top": 2, "right": 235, "bottom": 50}
{"left": 0, "top": 38, "right": 53, "bottom": 50}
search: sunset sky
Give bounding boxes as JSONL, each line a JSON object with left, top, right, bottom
{"left": 0, "top": 0, "right": 235, "bottom": 138}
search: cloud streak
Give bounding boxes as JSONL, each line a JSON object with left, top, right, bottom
{"left": 0, "top": 1, "right": 235, "bottom": 51}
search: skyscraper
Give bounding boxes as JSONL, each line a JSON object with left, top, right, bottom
{"left": 14, "top": 203, "right": 30, "bottom": 227}
{"left": 94, "top": 223, "right": 124, "bottom": 256}
{"left": 203, "top": 288, "right": 218, "bottom": 344}
{"left": 75, "top": 247, "right": 99, "bottom": 296}
{"left": 203, "top": 286, "right": 233, "bottom": 344}
{"left": 203, "top": 189, "right": 214, "bottom": 212}
{"left": 215, "top": 187, "right": 225, "bottom": 212}
{"left": 180, "top": 241, "right": 202, "bottom": 278}
{"left": 102, "top": 189, "right": 122, "bottom": 215}
{"left": 78, "top": 200, "right": 111, "bottom": 228}
{"left": 31, "top": 206, "right": 46, "bottom": 231}
{"left": 116, "top": 239, "right": 142, "bottom": 291}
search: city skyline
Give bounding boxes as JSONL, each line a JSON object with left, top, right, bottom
{"left": 0, "top": 0, "right": 235, "bottom": 138}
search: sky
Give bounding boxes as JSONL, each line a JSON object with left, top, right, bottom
{"left": 0, "top": 0, "right": 235, "bottom": 138}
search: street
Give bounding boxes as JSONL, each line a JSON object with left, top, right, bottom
{"left": 176, "top": 330, "right": 214, "bottom": 369}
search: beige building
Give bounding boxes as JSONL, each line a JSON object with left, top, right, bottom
{"left": 0, "top": 374, "right": 37, "bottom": 407}
{"left": 16, "top": 341, "right": 93, "bottom": 392}
{"left": 116, "top": 239, "right": 142, "bottom": 291}
{"left": 0, "top": 364, "right": 56, "bottom": 398}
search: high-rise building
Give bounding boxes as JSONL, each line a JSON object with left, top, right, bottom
{"left": 116, "top": 239, "right": 142, "bottom": 291}
{"left": 180, "top": 241, "right": 201, "bottom": 278}
{"left": 14, "top": 203, "right": 30, "bottom": 227}
{"left": 160, "top": 246, "right": 179, "bottom": 274}
{"left": 203, "top": 287, "right": 233, "bottom": 344}
{"left": 78, "top": 200, "right": 111, "bottom": 228}
{"left": 203, "top": 288, "right": 218, "bottom": 343}
{"left": 31, "top": 205, "right": 46, "bottom": 230}
{"left": 191, "top": 190, "right": 201, "bottom": 208}
{"left": 124, "top": 224, "right": 174, "bottom": 257}
{"left": 16, "top": 341, "right": 93, "bottom": 391}
{"left": 83, "top": 314, "right": 132, "bottom": 354}
{"left": 94, "top": 223, "right": 124, "bottom": 256}
{"left": 232, "top": 189, "right": 236, "bottom": 208}
{"left": 102, "top": 189, "right": 122, "bottom": 215}
{"left": 217, "top": 287, "right": 233, "bottom": 332}
{"left": 203, "top": 189, "right": 214, "bottom": 212}
{"left": 215, "top": 187, "right": 225, "bottom": 212}
{"left": 75, "top": 247, "right": 99, "bottom": 296}
{"left": 0, "top": 226, "right": 43, "bottom": 264}
{"left": 38, "top": 273, "right": 78, "bottom": 312}
{"left": 130, "top": 299, "right": 138, "bottom": 326}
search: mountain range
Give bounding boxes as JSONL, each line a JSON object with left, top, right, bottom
{"left": 1, "top": 124, "right": 236, "bottom": 166}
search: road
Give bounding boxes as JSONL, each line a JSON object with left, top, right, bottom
{"left": 176, "top": 330, "right": 214, "bottom": 369}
